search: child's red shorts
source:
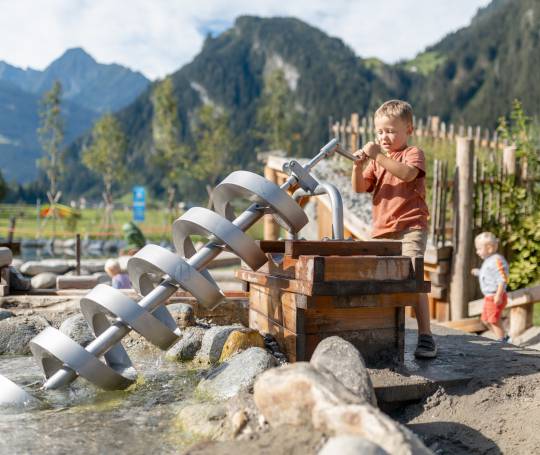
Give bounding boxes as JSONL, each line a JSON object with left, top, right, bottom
{"left": 481, "top": 293, "right": 508, "bottom": 324}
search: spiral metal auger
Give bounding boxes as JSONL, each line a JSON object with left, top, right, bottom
{"left": 0, "top": 138, "right": 354, "bottom": 407}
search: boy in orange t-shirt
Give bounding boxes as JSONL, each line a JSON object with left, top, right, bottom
{"left": 351, "top": 99, "right": 435, "bottom": 358}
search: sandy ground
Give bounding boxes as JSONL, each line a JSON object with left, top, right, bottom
{"left": 394, "top": 372, "right": 540, "bottom": 454}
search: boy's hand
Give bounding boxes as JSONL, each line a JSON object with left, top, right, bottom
{"left": 363, "top": 142, "right": 381, "bottom": 159}
{"left": 471, "top": 268, "right": 480, "bottom": 277}
{"left": 353, "top": 149, "right": 368, "bottom": 164}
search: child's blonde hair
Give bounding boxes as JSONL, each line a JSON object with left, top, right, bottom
{"left": 374, "top": 99, "right": 413, "bottom": 125}
{"left": 104, "top": 258, "right": 121, "bottom": 274}
{"left": 475, "top": 231, "right": 499, "bottom": 248}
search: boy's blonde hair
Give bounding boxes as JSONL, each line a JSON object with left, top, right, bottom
{"left": 104, "top": 258, "right": 121, "bottom": 274}
{"left": 475, "top": 231, "right": 499, "bottom": 248}
{"left": 374, "top": 100, "right": 413, "bottom": 125}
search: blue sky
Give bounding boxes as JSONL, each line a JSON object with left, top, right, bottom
{"left": 0, "top": 0, "right": 491, "bottom": 79}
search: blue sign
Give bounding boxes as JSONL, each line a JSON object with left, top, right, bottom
{"left": 133, "top": 186, "right": 146, "bottom": 222}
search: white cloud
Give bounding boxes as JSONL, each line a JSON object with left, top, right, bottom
{"left": 0, "top": 0, "right": 491, "bottom": 79}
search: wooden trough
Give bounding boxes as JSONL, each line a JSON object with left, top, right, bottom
{"left": 237, "top": 240, "right": 430, "bottom": 367}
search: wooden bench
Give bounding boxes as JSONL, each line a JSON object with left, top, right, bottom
{"left": 237, "top": 240, "right": 430, "bottom": 368}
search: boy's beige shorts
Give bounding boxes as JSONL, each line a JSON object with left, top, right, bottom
{"left": 377, "top": 229, "right": 428, "bottom": 258}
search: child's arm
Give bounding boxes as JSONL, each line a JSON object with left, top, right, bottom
{"left": 351, "top": 151, "right": 372, "bottom": 192}
{"left": 363, "top": 142, "right": 419, "bottom": 182}
{"left": 494, "top": 282, "right": 505, "bottom": 306}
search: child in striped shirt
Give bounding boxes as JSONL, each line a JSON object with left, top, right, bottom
{"left": 472, "top": 232, "right": 510, "bottom": 342}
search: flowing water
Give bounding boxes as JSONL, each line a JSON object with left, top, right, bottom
{"left": 0, "top": 348, "right": 204, "bottom": 454}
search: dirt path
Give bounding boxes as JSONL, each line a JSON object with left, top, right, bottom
{"left": 395, "top": 372, "right": 540, "bottom": 454}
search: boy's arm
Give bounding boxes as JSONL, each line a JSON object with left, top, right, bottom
{"left": 351, "top": 151, "right": 373, "bottom": 193}
{"left": 494, "top": 283, "right": 505, "bottom": 306}
{"left": 364, "top": 142, "right": 419, "bottom": 182}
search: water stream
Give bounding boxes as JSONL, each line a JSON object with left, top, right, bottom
{"left": 0, "top": 347, "right": 204, "bottom": 454}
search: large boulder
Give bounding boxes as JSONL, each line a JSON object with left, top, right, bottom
{"left": 195, "top": 325, "right": 243, "bottom": 364}
{"left": 253, "top": 362, "right": 361, "bottom": 427}
{"left": 59, "top": 314, "right": 95, "bottom": 347}
{"left": 310, "top": 336, "right": 377, "bottom": 406}
{"left": 21, "top": 259, "right": 72, "bottom": 276}
{"left": 0, "top": 316, "right": 50, "bottom": 354}
{"left": 31, "top": 272, "right": 58, "bottom": 289}
{"left": 219, "top": 328, "right": 265, "bottom": 362}
{"left": 174, "top": 402, "right": 231, "bottom": 441}
{"left": 319, "top": 436, "right": 389, "bottom": 455}
{"left": 166, "top": 326, "right": 206, "bottom": 361}
{"left": 313, "top": 404, "right": 432, "bottom": 455}
{"left": 0, "top": 310, "right": 15, "bottom": 321}
{"left": 196, "top": 347, "right": 276, "bottom": 400}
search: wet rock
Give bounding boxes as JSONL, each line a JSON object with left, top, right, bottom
{"left": 0, "top": 310, "right": 15, "bottom": 321}
{"left": 253, "top": 362, "right": 361, "bottom": 427}
{"left": 313, "top": 404, "right": 432, "bottom": 455}
{"left": 31, "top": 272, "right": 58, "bottom": 289}
{"left": 0, "top": 315, "right": 50, "bottom": 354}
{"left": 195, "top": 324, "right": 243, "bottom": 364}
{"left": 21, "top": 259, "right": 72, "bottom": 276}
{"left": 311, "top": 336, "right": 377, "bottom": 406}
{"left": 219, "top": 328, "right": 265, "bottom": 362}
{"left": 196, "top": 347, "right": 276, "bottom": 400}
{"left": 167, "top": 303, "right": 195, "bottom": 328}
{"left": 175, "top": 402, "right": 231, "bottom": 441}
{"left": 8, "top": 266, "right": 31, "bottom": 291}
{"left": 166, "top": 326, "right": 206, "bottom": 361}
{"left": 319, "top": 436, "right": 389, "bottom": 455}
{"left": 92, "top": 272, "right": 111, "bottom": 284}
{"left": 59, "top": 314, "right": 95, "bottom": 347}
{"left": 0, "top": 247, "right": 13, "bottom": 267}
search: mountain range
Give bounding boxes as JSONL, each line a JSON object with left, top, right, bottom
{"left": 0, "top": 48, "right": 149, "bottom": 182}
{"left": 3, "top": 0, "right": 539, "bottom": 201}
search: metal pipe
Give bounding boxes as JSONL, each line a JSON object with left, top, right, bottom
{"left": 42, "top": 138, "right": 341, "bottom": 390}
{"left": 292, "top": 182, "right": 344, "bottom": 240}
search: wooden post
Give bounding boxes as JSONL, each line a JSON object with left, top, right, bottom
{"left": 450, "top": 137, "right": 475, "bottom": 320}
{"left": 76, "top": 233, "right": 81, "bottom": 276}
{"left": 503, "top": 145, "right": 517, "bottom": 175}
{"left": 350, "top": 113, "right": 359, "bottom": 152}
{"left": 264, "top": 166, "right": 280, "bottom": 240}
{"left": 509, "top": 306, "right": 534, "bottom": 338}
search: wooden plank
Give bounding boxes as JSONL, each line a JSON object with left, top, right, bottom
{"left": 237, "top": 269, "right": 430, "bottom": 296}
{"left": 468, "top": 284, "right": 540, "bottom": 316}
{"left": 284, "top": 240, "right": 402, "bottom": 258}
{"left": 438, "top": 318, "right": 486, "bottom": 333}
{"left": 509, "top": 306, "right": 534, "bottom": 338}
{"left": 256, "top": 240, "right": 286, "bottom": 253}
{"left": 248, "top": 284, "right": 301, "bottom": 333}
{"left": 256, "top": 254, "right": 297, "bottom": 278}
{"left": 312, "top": 293, "right": 421, "bottom": 309}
{"left": 424, "top": 260, "right": 450, "bottom": 274}
{"left": 436, "top": 301, "right": 450, "bottom": 322}
{"left": 429, "top": 271, "right": 450, "bottom": 287}
{"left": 249, "top": 308, "right": 304, "bottom": 362}
{"left": 303, "top": 306, "right": 396, "bottom": 333}
{"left": 430, "top": 285, "right": 447, "bottom": 300}
{"left": 396, "top": 307, "right": 405, "bottom": 363}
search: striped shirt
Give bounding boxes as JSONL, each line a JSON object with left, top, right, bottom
{"left": 479, "top": 253, "right": 509, "bottom": 296}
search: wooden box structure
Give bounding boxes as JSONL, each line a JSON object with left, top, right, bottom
{"left": 236, "top": 240, "right": 430, "bottom": 367}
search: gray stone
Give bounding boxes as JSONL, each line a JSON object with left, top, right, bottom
{"left": 56, "top": 275, "right": 99, "bottom": 290}
{"left": 0, "top": 316, "right": 50, "bottom": 354}
{"left": 167, "top": 303, "right": 195, "bottom": 328}
{"left": 311, "top": 336, "right": 377, "bottom": 406}
{"left": 0, "top": 247, "right": 13, "bottom": 267}
{"left": 8, "top": 266, "right": 31, "bottom": 291}
{"left": 319, "top": 436, "right": 389, "bottom": 455}
{"left": 196, "top": 347, "right": 276, "bottom": 400}
{"left": 254, "top": 362, "right": 362, "bottom": 427}
{"left": 166, "top": 326, "right": 206, "bottom": 361}
{"left": 31, "top": 272, "right": 58, "bottom": 289}
{"left": 59, "top": 314, "right": 95, "bottom": 347}
{"left": 195, "top": 324, "right": 243, "bottom": 364}
{"left": 313, "top": 404, "right": 432, "bottom": 455}
{"left": 65, "top": 268, "right": 91, "bottom": 276}
{"left": 10, "top": 258, "right": 23, "bottom": 270}
{"left": 20, "top": 259, "right": 72, "bottom": 276}
{"left": 80, "top": 259, "right": 107, "bottom": 273}
{"left": 92, "top": 272, "right": 111, "bottom": 284}
{"left": 0, "top": 310, "right": 15, "bottom": 321}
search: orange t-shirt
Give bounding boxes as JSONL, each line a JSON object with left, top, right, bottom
{"left": 362, "top": 146, "right": 429, "bottom": 238}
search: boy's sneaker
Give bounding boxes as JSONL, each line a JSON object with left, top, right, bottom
{"left": 499, "top": 335, "right": 511, "bottom": 344}
{"left": 414, "top": 334, "right": 437, "bottom": 359}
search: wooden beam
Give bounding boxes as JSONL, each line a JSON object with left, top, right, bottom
{"left": 438, "top": 317, "right": 486, "bottom": 333}
{"left": 284, "top": 239, "right": 402, "bottom": 258}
